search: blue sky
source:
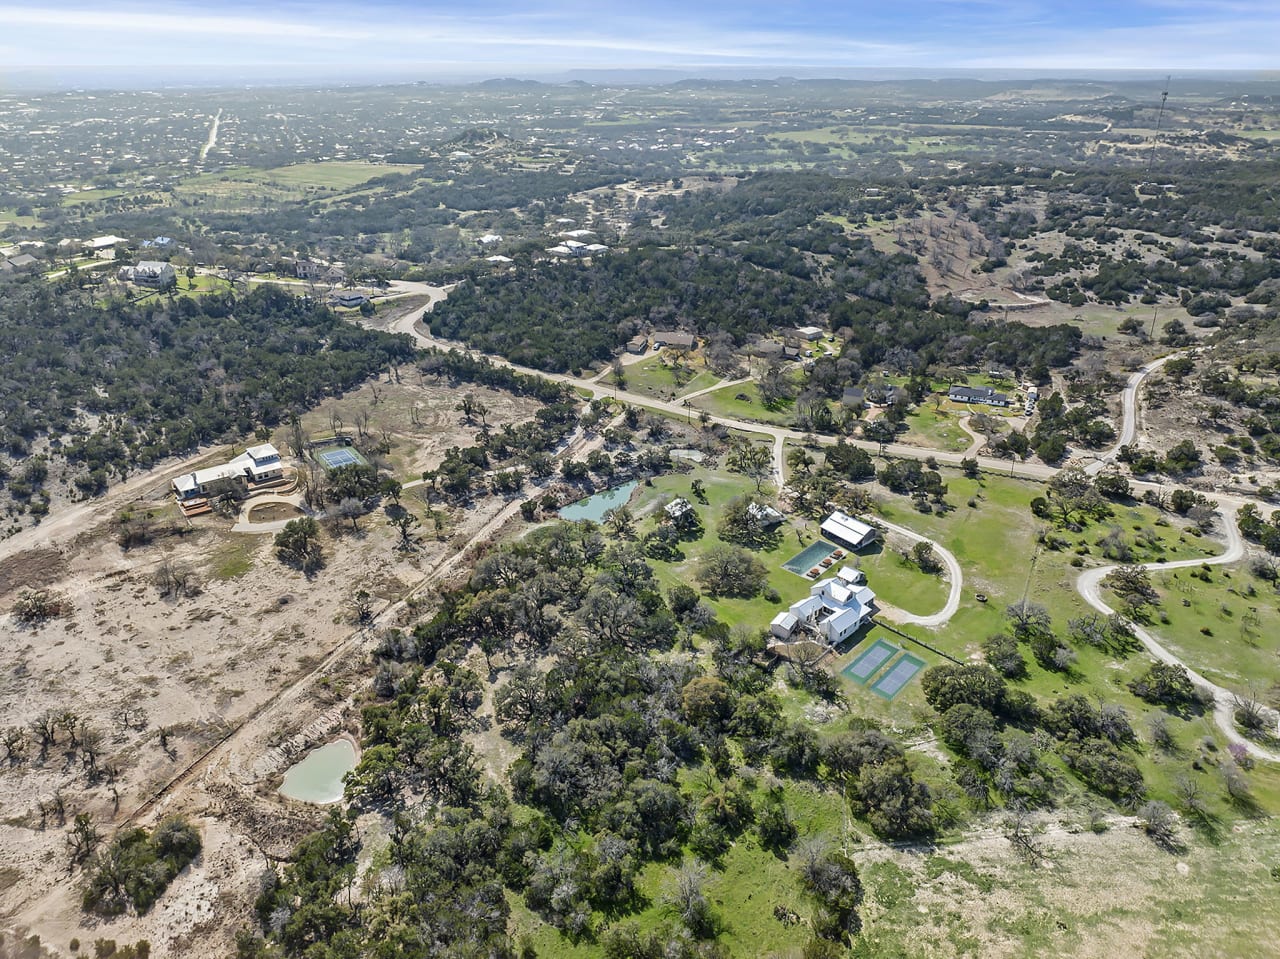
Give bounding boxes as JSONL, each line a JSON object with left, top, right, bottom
{"left": 0, "top": 1, "right": 1276, "bottom": 80}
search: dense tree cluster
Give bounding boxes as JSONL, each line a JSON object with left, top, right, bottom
{"left": 0, "top": 280, "right": 413, "bottom": 482}
{"left": 430, "top": 245, "right": 835, "bottom": 372}
{"left": 82, "top": 817, "right": 201, "bottom": 916}
{"left": 925, "top": 651, "right": 1147, "bottom": 810}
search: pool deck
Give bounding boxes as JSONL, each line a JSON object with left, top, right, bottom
{"left": 781, "top": 540, "right": 845, "bottom": 578}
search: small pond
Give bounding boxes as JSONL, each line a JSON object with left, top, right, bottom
{"left": 558, "top": 480, "right": 638, "bottom": 523}
{"left": 278, "top": 739, "right": 357, "bottom": 804}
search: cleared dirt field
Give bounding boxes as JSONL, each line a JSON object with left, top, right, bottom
{"left": 286, "top": 372, "right": 544, "bottom": 481}
{"left": 0, "top": 377, "right": 542, "bottom": 956}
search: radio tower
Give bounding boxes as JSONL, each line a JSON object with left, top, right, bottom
{"left": 1147, "top": 76, "right": 1171, "bottom": 172}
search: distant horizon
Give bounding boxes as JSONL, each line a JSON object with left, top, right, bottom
{"left": 4, "top": 66, "right": 1280, "bottom": 96}
{"left": 2, "top": 1, "right": 1279, "bottom": 92}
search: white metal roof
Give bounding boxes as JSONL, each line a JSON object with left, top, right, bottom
{"left": 821, "top": 510, "right": 875, "bottom": 546}
{"left": 836, "top": 565, "right": 865, "bottom": 584}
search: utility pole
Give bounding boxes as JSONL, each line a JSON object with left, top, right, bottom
{"left": 1147, "top": 76, "right": 1171, "bottom": 173}
{"left": 1149, "top": 304, "right": 1159, "bottom": 339}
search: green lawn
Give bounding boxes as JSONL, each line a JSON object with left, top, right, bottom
{"left": 689, "top": 380, "right": 806, "bottom": 427}
{"left": 62, "top": 187, "right": 127, "bottom": 206}
{"left": 854, "top": 541, "right": 951, "bottom": 616}
{"left": 1113, "top": 561, "right": 1280, "bottom": 691}
{"left": 173, "top": 161, "right": 419, "bottom": 204}
{"left": 621, "top": 355, "right": 720, "bottom": 401}
{"left": 866, "top": 471, "right": 1220, "bottom": 686}
{"left": 0, "top": 209, "right": 41, "bottom": 227}
{"left": 900, "top": 406, "right": 973, "bottom": 454}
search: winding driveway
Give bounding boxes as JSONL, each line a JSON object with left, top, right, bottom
{"left": 1076, "top": 509, "right": 1280, "bottom": 762}
{"left": 356, "top": 303, "right": 1280, "bottom": 759}
{"left": 874, "top": 518, "right": 964, "bottom": 628}
{"left": 956, "top": 414, "right": 987, "bottom": 458}
{"left": 231, "top": 493, "right": 308, "bottom": 534}
{"left": 1084, "top": 350, "right": 1188, "bottom": 476}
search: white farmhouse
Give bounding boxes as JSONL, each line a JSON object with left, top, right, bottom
{"left": 773, "top": 570, "right": 877, "bottom": 647}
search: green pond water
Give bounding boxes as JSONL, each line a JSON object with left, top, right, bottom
{"left": 559, "top": 480, "right": 638, "bottom": 522}
{"left": 278, "top": 739, "right": 357, "bottom": 804}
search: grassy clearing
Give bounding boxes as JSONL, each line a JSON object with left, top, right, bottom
{"left": 0, "top": 209, "right": 41, "bottom": 227}
{"left": 62, "top": 187, "right": 127, "bottom": 206}
{"left": 900, "top": 406, "right": 973, "bottom": 454}
{"left": 862, "top": 469, "right": 1280, "bottom": 816}
{"left": 855, "top": 540, "right": 951, "bottom": 615}
{"left": 689, "top": 379, "right": 809, "bottom": 427}
{"left": 621, "top": 354, "right": 720, "bottom": 400}
{"left": 248, "top": 160, "right": 419, "bottom": 189}
{"left": 1120, "top": 561, "right": 1280, "bottom": 690}
{"left": 850, "top": 817, "right": 1280, "bottom": 959}
{"left": 173, "top": 161, "right": 418, "bottom": 204}
{"left": 208, "top": 540, "right": 257, "bottom": 580}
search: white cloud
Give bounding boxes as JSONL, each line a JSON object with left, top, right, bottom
{"left": 0, "top": 1, "right": 1275, "bottom": 71}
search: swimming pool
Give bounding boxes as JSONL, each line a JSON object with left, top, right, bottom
{"left": 782, "top": 540, "right": 838, "bottom": 576}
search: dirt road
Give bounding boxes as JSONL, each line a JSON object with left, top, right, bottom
{"left": 1085, "top": 350, "right": 1188, "bottom": 476}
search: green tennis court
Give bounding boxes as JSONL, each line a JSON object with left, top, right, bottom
{"left": 841, "top": 639, "right": 900, "bottom": 684}
{"left": 315, "top": 446, "right": 369, "bottom": 470}
{"left": 871, "top": 652, "right": 926, "bottom": 700}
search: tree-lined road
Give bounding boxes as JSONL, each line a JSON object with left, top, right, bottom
{"left": 379, "top": 304, "right": 1280, "bottom": 759}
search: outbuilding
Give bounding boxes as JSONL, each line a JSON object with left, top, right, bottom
{"left": 820, "top": 511, "right": 879, "bottom": 550}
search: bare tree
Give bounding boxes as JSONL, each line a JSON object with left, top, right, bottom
{"left": 2, "top": 726, "right": 26, "bottom": 764}
{"left": 30, "top": 711, "right": 57, "bottom": 759}
{"left": 66, "top": 812, "right": 99, "bottom": 868}
{"left": 354, "top": 408, "right": 372, "bottom": 442}
{"left": 663, "top": 860, "right": 714, "bottom": 937}
{"left": 1231, "top": 687, "right": 1268, "bottom": 733}
{"left": 335, "top": 497, "right": 364, "bottom": 533}
{"left": 1138, "top": 800, "right": 1180, "bottom": 850}
{"left": 1004, "top": 805, "right": 1047, "bottom": 863}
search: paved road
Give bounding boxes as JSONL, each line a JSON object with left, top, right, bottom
{"left": 1076, "top": 508, "right": 1280, "bottom": 762}
{"left": 384, "top": 310, "right": 1280, "bottom": 760}
{"left": 386, "top": 310, "right": 1064, "bottom": 482}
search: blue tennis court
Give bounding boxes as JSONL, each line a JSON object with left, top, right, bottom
{"left": 841, "top": 639, "right": 900, "bottom": 684}
{"left": 315, "top": 446, "right": 369, "bottom": 470}
{"left": 871, "top": 653, "right": 926, "bottom": 700}
{"left": 782, "top": 540, "right": 838, "bottom": 576}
